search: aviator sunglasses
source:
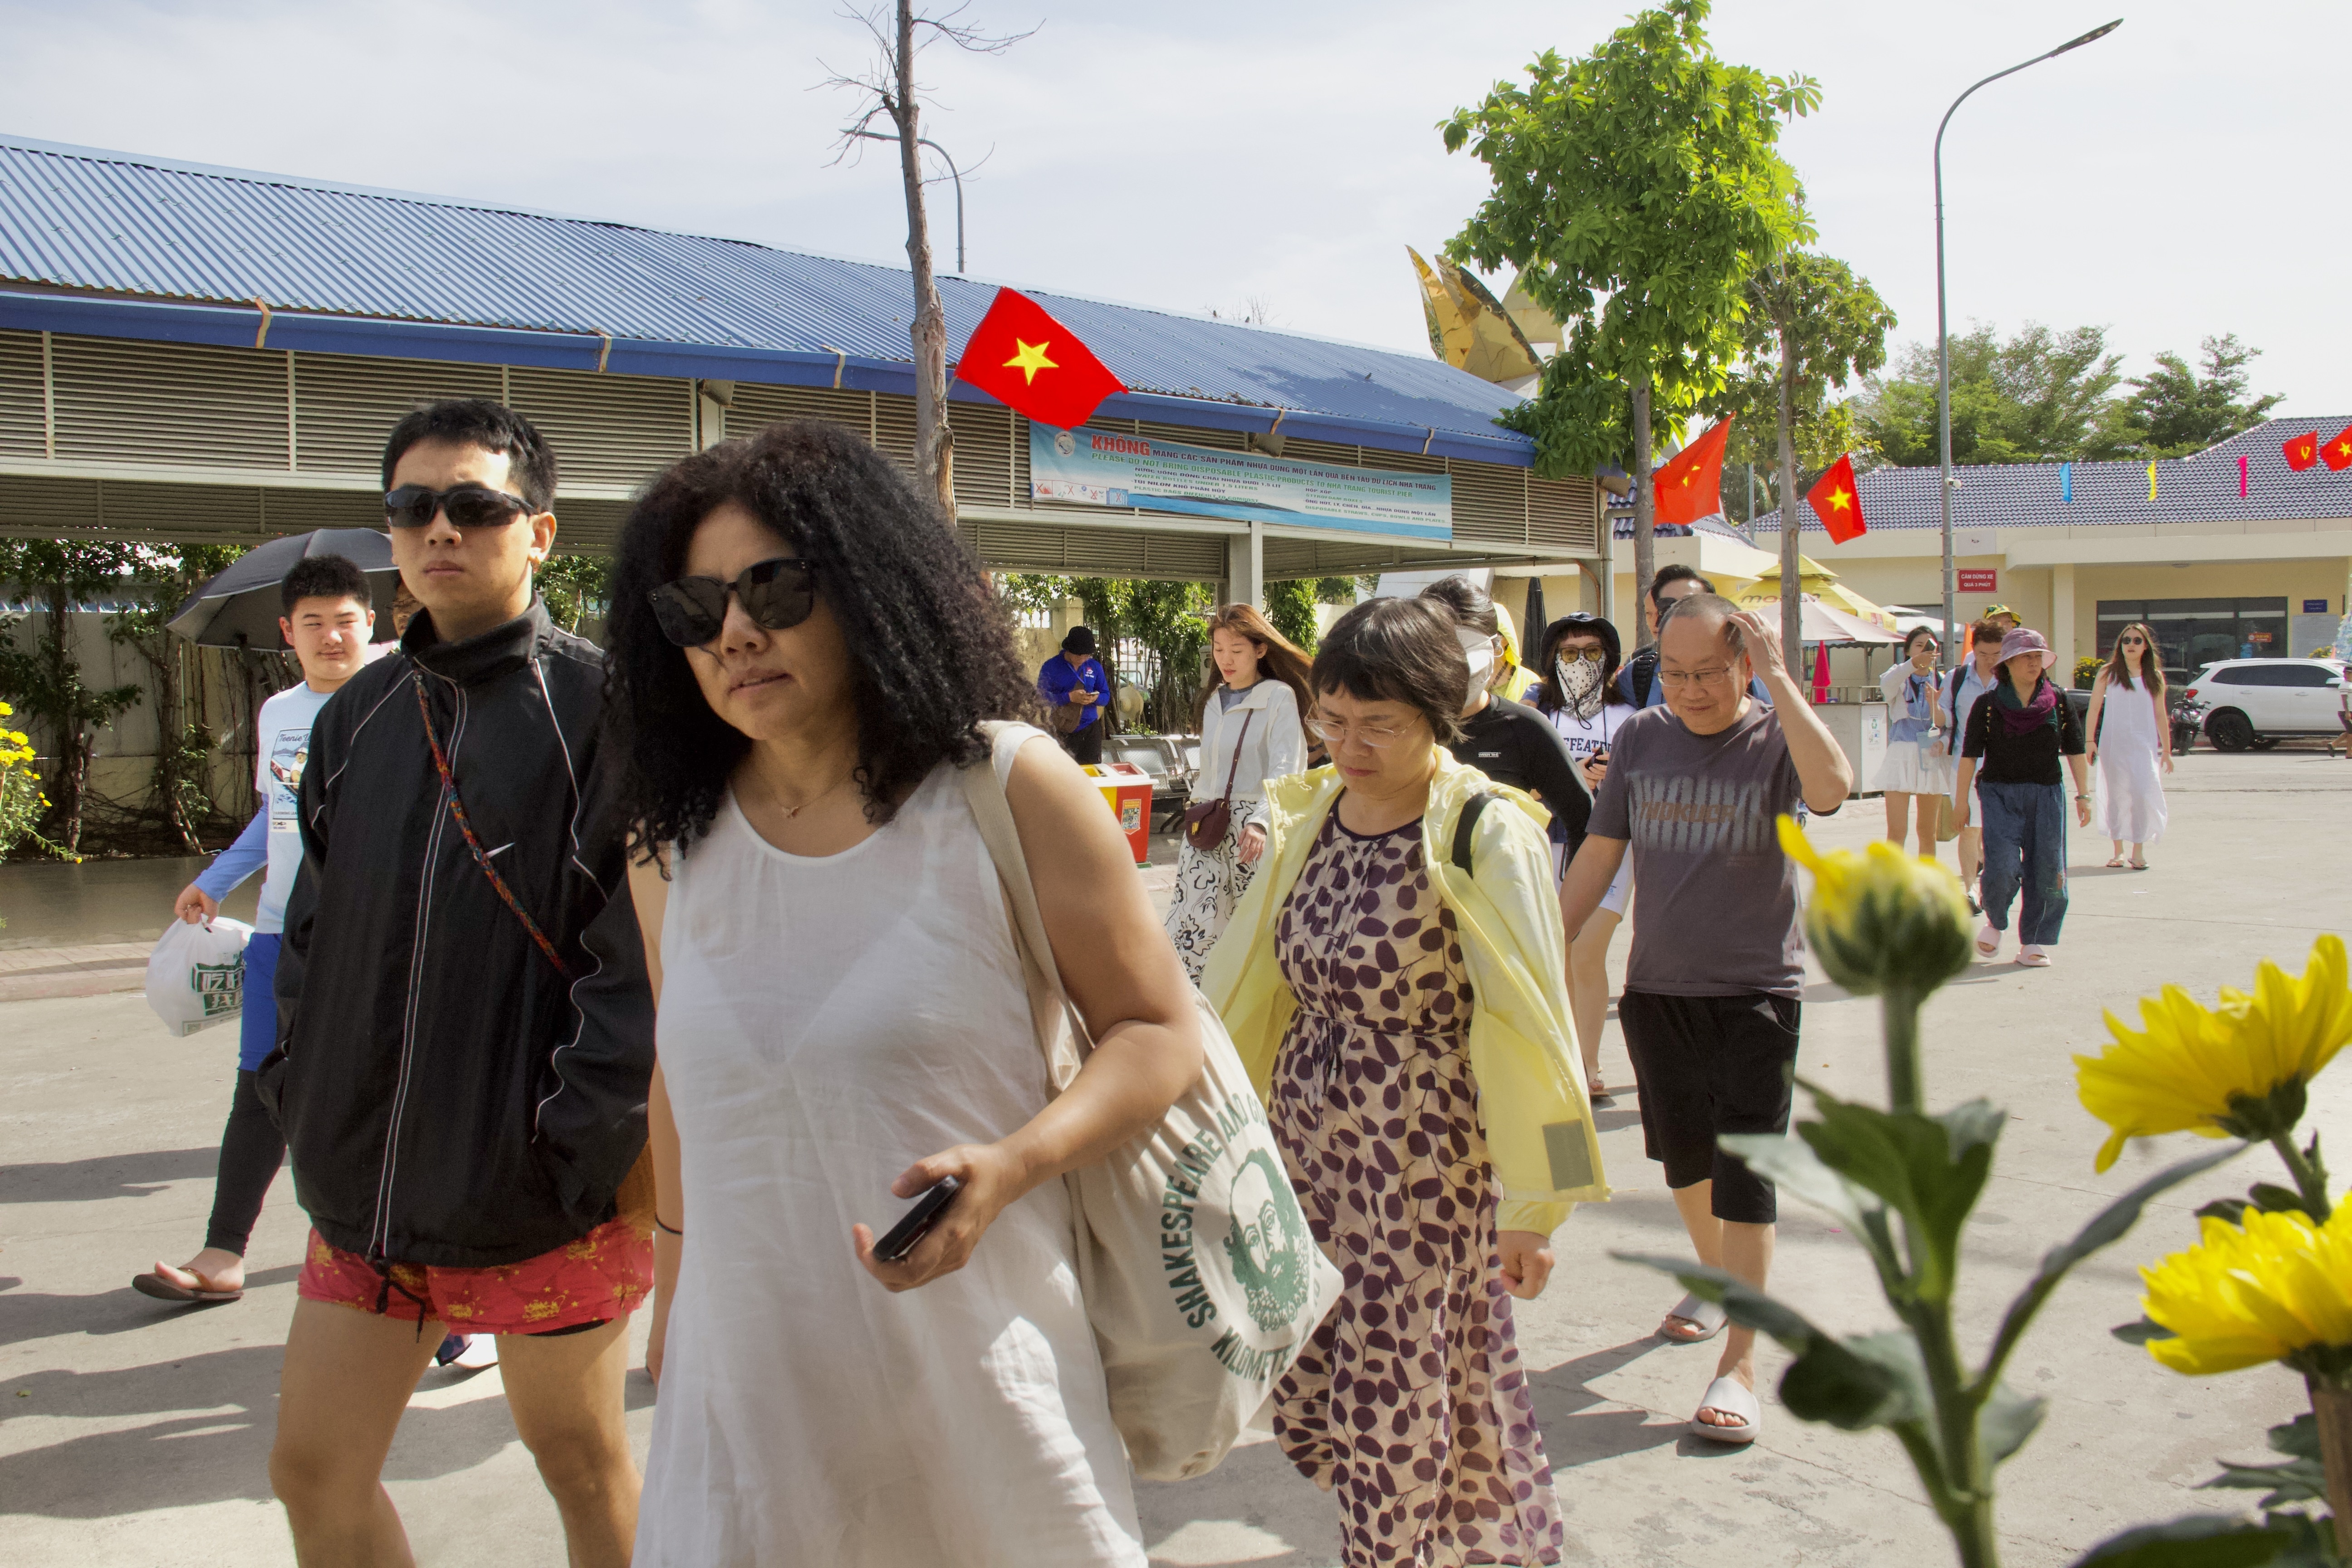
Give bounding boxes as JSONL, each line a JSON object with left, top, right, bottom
{"left": 649, "top": 557, "right": 820, "bottom": 648}
{"left": 383, "top": 483, "right": 536, "bottom": 530}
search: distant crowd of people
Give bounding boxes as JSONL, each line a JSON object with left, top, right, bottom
{"left": 141, "top": 392, "right": 2166, "bottom": 1566}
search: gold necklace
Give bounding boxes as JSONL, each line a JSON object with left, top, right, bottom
{"left": 752, "top": 768, "right": 852, "bottom": 822}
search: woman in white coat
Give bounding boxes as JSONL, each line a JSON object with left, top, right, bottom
{"left": 2085, "top": 620, "right": 2171, "bottom": 869}
{"left": 1165, "top": 604, "right": 1310, "bottom": 983}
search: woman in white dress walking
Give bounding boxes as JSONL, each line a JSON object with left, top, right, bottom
{"left": 603, "top": 421, "right": 1203, "bottom": 1567}
{"left": 1877, "top": 627, "right": 1952, "bottom": 859}
{"left": 2085, "top": 620, "right": 2171, "bottom": 870}
{"left": 1164, "top": 604, "right": 1309, "bottom": 982}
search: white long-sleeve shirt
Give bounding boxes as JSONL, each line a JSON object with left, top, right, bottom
{"left": 1195, "top": 678, "right": 1306, "bottom": 813}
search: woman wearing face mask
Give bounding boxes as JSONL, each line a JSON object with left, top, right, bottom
{"left": 1532, "top": 612, "right": 1633, "bottom": 1101}
{"left": 1417, "top": 577, "right": 1592, "bottom": 858}
{"left": 1163, "top": 604, "right": 1311, "bottom": 983}
{"left": 1877, "top": 627, "right": 1951, "bottom": 860}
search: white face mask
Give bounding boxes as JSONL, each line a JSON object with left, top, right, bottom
{"left": 1457, "top": 627, "right": 1496, "bottom": 692}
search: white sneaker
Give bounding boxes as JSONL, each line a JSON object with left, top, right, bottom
{"left": 452, "top": 1334, "right": 500, "bottom": 1370}
{"left": 2017, "top": 944, "right": 2053, "bottom": 968}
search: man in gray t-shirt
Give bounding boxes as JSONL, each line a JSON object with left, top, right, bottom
{"left": 1560, "top": 593, "right": 1852, "bottom": 1446}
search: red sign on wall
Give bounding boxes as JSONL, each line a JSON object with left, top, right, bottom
{"left": 1958, "top": 568, "right": 1999, "bottom": 592}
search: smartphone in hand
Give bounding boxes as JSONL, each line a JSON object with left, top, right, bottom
{"left": 874, "top": 1176, "right": 962, "bottom": 1263}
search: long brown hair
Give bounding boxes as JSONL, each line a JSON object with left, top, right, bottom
{"left": 2105, "top": 621, "right": 2167, "bottom": 697}
{"left": 1195, "top": 603, "right": 1314, "bottom": 725}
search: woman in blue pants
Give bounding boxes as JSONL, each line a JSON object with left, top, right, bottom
{"left": 1954, "top": 627, "right": 2092, "bottom": 969}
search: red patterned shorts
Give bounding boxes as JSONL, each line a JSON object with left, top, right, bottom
{"left": 297, "top": 1218, "right": 653, "bottom": 1335}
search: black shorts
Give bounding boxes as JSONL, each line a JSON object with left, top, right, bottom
{"left": 1618, "top": 990, "right": 1801, "bottom": 1224}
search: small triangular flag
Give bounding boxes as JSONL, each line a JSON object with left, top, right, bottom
{"left": 2325, "top": 425, "right": 2352, "bottom": 473}
{"left": 2285, "top": 432, "right": 2320, "bottom": 470}
{"left": 1804, "top": 454, "right": 1866, "bottom": 544}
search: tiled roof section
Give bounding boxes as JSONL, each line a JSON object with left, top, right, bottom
{"left": 0, "top": 134, "right": 1529, "bottom": 450}
{"left": 1751, "top": 417, "right": 2352, "bottom": 531}
{"left": 1605, "top": 504, "right": 1755, "bottom": 543}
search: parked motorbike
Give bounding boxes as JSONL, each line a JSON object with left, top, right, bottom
{"left": 2170, "top": 693, "right": 2207, "bottom": 755}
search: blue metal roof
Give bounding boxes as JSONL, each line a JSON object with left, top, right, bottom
{"left": 0, "top": 134, "right": 1534, "bottom": 466}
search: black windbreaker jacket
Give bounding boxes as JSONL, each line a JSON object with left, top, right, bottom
{"left": 262, "top": 600, "right": 654, "bottom": 1269}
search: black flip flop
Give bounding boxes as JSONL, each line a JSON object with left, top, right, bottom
{"left": 132, "top": 1269, "right": 243, "bottom": 1304}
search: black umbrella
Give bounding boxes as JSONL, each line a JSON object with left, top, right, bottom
{"left": 167, "top": 530, "right": 402, "bottom": 647}
{"left": 1523, "top": 577, "right": 1548, "bottom": 657}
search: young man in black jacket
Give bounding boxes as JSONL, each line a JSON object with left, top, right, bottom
{"left": 262, "top": 400, "right": 654, "bottom": 1564}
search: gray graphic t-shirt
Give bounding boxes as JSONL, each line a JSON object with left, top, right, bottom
{"left": 1588, "top": 702, "right": 1806, "bottom": 997}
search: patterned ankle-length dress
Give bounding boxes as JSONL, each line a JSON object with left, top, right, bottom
{"left": 1268, "top": 812, "right": 1563, "bottom": 1568}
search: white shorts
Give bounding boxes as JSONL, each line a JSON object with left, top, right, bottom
{"left": 1879, "top": 738, "right": 1953, "bottom": 795}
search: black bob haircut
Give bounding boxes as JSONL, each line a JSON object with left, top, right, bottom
{"left": 603, "top": 419, "right": 1037, "bottom": 858}
{"left": 380, "top": 398, "right": 559, "bottom": 514}
{"left": 1311, "top": 596, "right": 1468, "bottom": 746}
{"left": 280, "top": 554, "right": 373, "bottom": 617}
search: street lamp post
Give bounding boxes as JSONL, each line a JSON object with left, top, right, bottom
{"left": 851, "top": 129, "right": 967, "bottom": 274}
{"left": 1933, "top": 18, "right": 2122, "bottom": 671}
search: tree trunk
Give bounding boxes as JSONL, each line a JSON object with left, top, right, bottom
{"left": 1631, "top": 372, "right": 1656, "bottom": 648}
{"left": 1777, "top": 328, "right": 1803, "bottom": 682}
{"left": 893, "top": 0, "right": 956, "bottom": 522}
{"left": 41, "top": 579, "right": 85, "bottom": 853}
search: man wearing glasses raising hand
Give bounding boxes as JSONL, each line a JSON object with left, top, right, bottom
{"left": 1558, "top": 593, "right": 1851, "bottom": 1449}
{"left": 262, "top": 399, "right": 654, "bottom": 1564}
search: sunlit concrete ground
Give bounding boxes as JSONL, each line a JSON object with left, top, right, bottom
{"left": 3, "top": 747, "right": 2345, "bottom": 1565}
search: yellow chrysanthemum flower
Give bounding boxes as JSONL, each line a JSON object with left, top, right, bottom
{"left": 2141, "top": 1200, "right": 2352, "bottom": 1377}
{"left": 1776, "top": 815, "right": 1973, "bottom": 996}
{"left": 2076, "top": 936, "right": 2352, "bottom": 1171}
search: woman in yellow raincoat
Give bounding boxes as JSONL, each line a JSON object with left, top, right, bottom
{"left": 1200, "top": 594, "right": 1605, "bottom": 1568}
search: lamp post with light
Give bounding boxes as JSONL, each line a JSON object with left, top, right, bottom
{"left": 1934, "top": 18, "right": 2122, "bottom": 671}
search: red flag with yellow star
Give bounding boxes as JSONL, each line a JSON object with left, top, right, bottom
{"left": 953, "top": 288, "right": 1126, "bottom": 430}
{"left": 1805, "top": 453, "right": 1867, "bottom": 544}
{"left": 1650, "top": 416, "right": 1733, "bottom": 526}
{"left": 2284, "top": 431, "right": 2321, "bottom": 471}
{"left": 2323, "top": 425, "right": 2352, "bottom": 473}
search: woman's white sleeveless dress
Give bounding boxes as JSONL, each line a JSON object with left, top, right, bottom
{"left": 2096, "top": 679, "right": 2169, "bottom": 846}
{"left": 636, "top": 753, "right": 1145, "bottom": 1567}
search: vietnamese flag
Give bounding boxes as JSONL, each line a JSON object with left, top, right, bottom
{"left": 1805, "top": 453, "right": 1867, "bottom": 544}
{"left": 1651, "top": 415, "right": 1733, "bottom": 525}
{"left": 2325, "top": 425, "right": 2352, "bottom": 473}
{"left": 2284, "top": 431, "right": 2321, "bottom": 471}
{"left": 954, "top": 288, "right": 1127, "bottom": 431}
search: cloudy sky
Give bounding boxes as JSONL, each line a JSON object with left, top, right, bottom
{"left": 5, "top": 0, "right": 2344, "bottom": 421}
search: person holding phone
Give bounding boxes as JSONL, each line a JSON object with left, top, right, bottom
{"left": 1531, "top": 611, "right": 1635, "bottom": 1101}
{"left": 607, "top": 421, "right": 1202, "bottom": 1566}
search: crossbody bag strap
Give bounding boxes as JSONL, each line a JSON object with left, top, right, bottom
{"left": 960, "top": 723, "right": 1094, "bottom": 1072}
{"left": 1449, "top": 790, "right": 1496, "bottom": 875}
{"left": 1215, "top": 710, "right": 1253, "bottom": 804}
{"left": 412, "top": 675, "right": 574, "bottom": 983}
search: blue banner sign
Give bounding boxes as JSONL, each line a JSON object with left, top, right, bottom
{"left": 1029, "top": 425, "right": 1452, "bottom": 540}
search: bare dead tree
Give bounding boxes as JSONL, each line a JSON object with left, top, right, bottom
{"left": 824, "top": 2, "right": 1034, "bottom": 522}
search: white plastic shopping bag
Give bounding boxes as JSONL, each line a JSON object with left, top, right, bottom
{"left": 145, "top": 916, "right": 254, "bottom": 1038}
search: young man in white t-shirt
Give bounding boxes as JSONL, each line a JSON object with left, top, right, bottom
{"left": 135, "top": 554, "right": 376, "bottom": 1306}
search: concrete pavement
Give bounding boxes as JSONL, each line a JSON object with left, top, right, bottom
{"left": 2, "top": 748, "right": 2346, "bottom": 1564}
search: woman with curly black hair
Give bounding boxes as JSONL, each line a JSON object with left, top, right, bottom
{"left": 605, "top": 420, "right": 1201, "bottom": 1566}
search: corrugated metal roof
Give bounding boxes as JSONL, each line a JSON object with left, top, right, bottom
{"left": 0, "top": 134, "right": 1530, "bottom": 455}
{"left": 1751, "top": 419, "right": 2352, "bottom": 533}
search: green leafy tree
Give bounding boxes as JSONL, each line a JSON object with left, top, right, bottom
{"left": 105, "top": 544, "right": 246, "bottom": 853}
{"left": 1441, "top": 0, "right": 1817, "bottom": 641}
{"left": 1727, "top": 252, "right": 1897, "bottom": 656}
{"left": 538, "top": 553, "right": 613, "bottom": 635}
{"left": 2105, "top": 334, "right": 2283, "bottom": 458}
{"left": 1263, "top": 576, "right": 1357, "bottom": 654}
{"left": 1858, "top": 323, "right": 2122, "bottom": 466}
{"left": 0, "top": 540, "right": 147, "bottom": 853}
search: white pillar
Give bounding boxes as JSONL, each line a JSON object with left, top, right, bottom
{"left": 1226, "top": 522, "right": 1264, "bottom": 609}
{"left": 2051, "top": 563, "right": 2077, "bottom": 681}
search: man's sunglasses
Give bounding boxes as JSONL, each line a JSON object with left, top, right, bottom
{"left": 384, "top": 483, "right": 535, "bottom": 530}
{"left": 648, "top": 558, "right": 819, "bottom": 648}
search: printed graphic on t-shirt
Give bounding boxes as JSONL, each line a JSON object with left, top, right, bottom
{"left": 1626, "top": 774, "right": 1779, "bottom": 856}
{"left": 267, "top": 731, "right": 309, "bottom": 824}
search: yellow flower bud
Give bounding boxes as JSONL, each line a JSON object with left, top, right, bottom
{"left": 1776, "top": 815, "right": 1973, "bottom": 997}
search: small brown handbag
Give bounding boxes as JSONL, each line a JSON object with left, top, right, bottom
{"left": 1181, "top": 709, "right": 1252, "bottom": 852}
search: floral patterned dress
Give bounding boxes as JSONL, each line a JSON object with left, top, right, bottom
{"left": 1268, "top": 811, "right": 1563, "bottom": 1568}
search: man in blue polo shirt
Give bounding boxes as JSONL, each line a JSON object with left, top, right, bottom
{"left": 1039, "top": 625, "right": 1111, "bottom": 766}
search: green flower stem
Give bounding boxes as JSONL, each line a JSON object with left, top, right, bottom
{"left": 2269, "top": 1133, "right": 2332, "bottom": 1223}
{"left": 1911, "top": 1297, "right": 1999, "bottom": 1568}
{"left": 1883, "top": 987, "right": 1925, "bottom": 1117}
{"left": 2312, "top": 1379, "right": 2352, "bottom": 1557}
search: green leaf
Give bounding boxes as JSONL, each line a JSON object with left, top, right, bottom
{"left": 2200, "top": 1198, "right": 2255, "bottom": 1225}
{"left": 1978, "top": 1380, "right": 2048, "bottom": 1469}
{"left": 2244, "top": 1183, "right": 2314, "bottom": 1218}
{"left": 1981, "top": 1143, "right": 2248, "bottom": 1393}
{"left": 2114, "top": 1318, "right": 2179, "bottom": 1346}
{"left": 2270, "top": 1413, "right": 2322, "bottom": 1462}
{"left": 1718, "top": 1131, "right": 1887, "bottom": 1247}
{"left": 1793, "top": 1088, "right": 2002, "bottom": 1301}
{"left": 2068, "top": 1515, "right": 2293, "bottom": 1568}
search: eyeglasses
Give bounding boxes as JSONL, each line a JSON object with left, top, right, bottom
{"left": 1304, "top": 714, "right": 1413, "bottom": 749}
{"left": 1557, "top": 647, "right": 1607, "bottom": 665}
{"left": 648, "top": 558, "right": 820, "bottom": 648}
{"left": 384, "top": 483, "right": 534, "bottom": 530}
{"left": 2120, "top": 637, "right": 2148, "bottom": 647}
{"left": 1657, "top": 665, "right": 1736, "bottom": 689}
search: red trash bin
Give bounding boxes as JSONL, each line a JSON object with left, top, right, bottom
{"left": 1083, "top": 763, "right": 1154, "bottom": 867}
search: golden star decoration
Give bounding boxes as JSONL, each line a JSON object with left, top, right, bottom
{"left": 1827, "top": 487, "right": 1853, "bottom": 512}
{"left": 1003, "top": 338, "right": 1058, "bottom": 384}
{"left": 2337, "top": 439, "right": 2350, "bottom": 459}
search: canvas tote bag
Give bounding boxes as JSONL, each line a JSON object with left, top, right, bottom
{"left": 960, "top": 722, "right": 1343, "bottom": 1481}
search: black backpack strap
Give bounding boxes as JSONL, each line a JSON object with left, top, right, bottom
{"left": 1450, "top": 791, "right": 1497, "bottom": 875}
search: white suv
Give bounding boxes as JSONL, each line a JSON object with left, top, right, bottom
{"left": 2186, "top": 658, "right": 2349, "bottom": 751}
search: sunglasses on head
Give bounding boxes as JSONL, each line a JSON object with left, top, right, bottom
{"left": 648, "top": 557, "right": 819, "bottom": 648}
{"left": 384, "top": 483, "right": 535, "bottom": 530}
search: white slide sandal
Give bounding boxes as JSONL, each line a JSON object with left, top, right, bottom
{"left": 1659, "top": 1292, "right": 1727, "bottom": 1343}
{"left": 1689, "top": 1375, "right": 1761, "bottom": 1444}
